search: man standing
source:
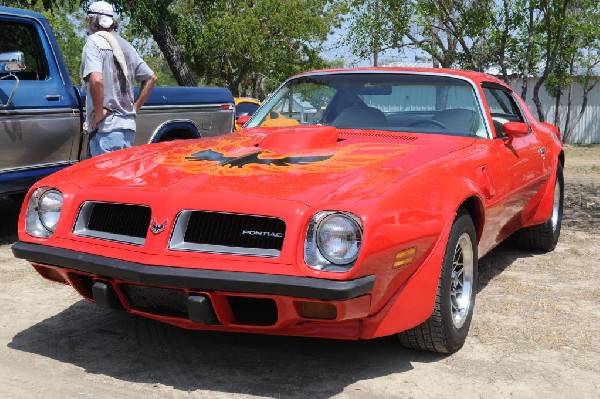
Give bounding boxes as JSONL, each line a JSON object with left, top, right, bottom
{"left": 81, "top": 1, "right": 158, "bottom": 157}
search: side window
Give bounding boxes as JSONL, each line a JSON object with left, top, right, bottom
{"left": 0, "top": 21, "right": 47, "bottom": 80}
{"left": 483, "top": 86, "right": 524, "bottom": 137}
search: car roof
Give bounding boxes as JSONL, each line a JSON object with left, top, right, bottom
{"left": 293, "top": 67, "right": 510, "bottom": 89}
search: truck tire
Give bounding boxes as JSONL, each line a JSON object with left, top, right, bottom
{"left": 398, "top": 209, "right": 478, "bottom": 353}
{"left": 511, "top": 164, "right": 564, "bottom": 252}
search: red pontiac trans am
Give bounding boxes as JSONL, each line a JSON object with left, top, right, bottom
{"left": 12, "top": 68, "right": 564, "bottom": 353}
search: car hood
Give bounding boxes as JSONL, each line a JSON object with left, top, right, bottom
{"left": 55, "top": 126, "right": 476, "bottom": 206}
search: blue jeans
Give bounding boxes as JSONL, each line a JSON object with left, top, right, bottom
{"left": 89, "top": 129, "right": 135, "bottom": 157}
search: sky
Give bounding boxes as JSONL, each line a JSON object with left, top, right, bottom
{"left": 320, "top": 22, "right": 424, "bottom": 68}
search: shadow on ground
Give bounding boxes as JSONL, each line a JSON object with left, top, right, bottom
{"left": 9, "top": 301, "right": 443, "bottom": 398}
{"left": 0, "top": 195, "right": 20, "bottom": 245}
{"left": 7, "top": 241, "right": 532, "bottom": 397}
{"left": 477, "top": 242, "right": 537, "bottom": 293}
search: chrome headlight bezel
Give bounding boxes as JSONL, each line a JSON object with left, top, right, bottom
{"left": 25, "top": 187, "right": 63, "bottom": 238}
{"left": 304, "top": 211, "right": 363, "bottom": 272}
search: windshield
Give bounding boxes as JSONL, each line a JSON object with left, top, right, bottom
{"left": 246, "top": 73, "right": 489, "bottom": 138}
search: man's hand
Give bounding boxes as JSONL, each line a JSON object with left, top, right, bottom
{"left": 91, "top": 107, "right": 111, "bottom": 131}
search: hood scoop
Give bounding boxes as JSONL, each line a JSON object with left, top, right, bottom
{"left": 258, "top": 126, "right": 339, "bottom": 153}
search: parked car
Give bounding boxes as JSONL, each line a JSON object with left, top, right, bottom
{"left": 12, "top": 67, "right": 564, "bottom": 353}
{"left": 0, "top": 6, "right": 235, "bottom": 196}
{"left": 234, "top": 97, "right": 261, "bottom": 130}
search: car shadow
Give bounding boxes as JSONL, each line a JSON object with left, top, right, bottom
{"left": 9, "top": 301, "right": 444, "bottom": 397}
{"left": 477, "top": 241, "right": 539, "bottom": 294}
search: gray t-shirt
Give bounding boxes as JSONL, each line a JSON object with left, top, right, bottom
{"left": 82, "top": 33, "right": 154, "bottom": 133}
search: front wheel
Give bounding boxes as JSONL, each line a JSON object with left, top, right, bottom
{"left": 398, "top": 210, "right": 478, "bottom": 353}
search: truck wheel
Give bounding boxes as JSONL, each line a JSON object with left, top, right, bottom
{"left": 511, "top": 164, "right": 563, "bottom": 252}
{"left": 398, "top": 210, "right": 478, "bottom": 353}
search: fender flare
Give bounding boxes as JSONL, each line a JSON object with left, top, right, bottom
{"left": 360, "top": 213, "right": 455, "bottom": 338}
{"left": 149, "top": 120, "right": 201, "bottom": 143}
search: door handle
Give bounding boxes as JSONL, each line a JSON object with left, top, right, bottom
{"left": 45, "top": 94, "right": 60, "bottom": 101}
{"left": 539, "top": 147, "right": 546, "bottom": 155}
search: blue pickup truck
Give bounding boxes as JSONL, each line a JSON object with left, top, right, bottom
{"left": 0, "top": 6, "right": 235, "bottom": 196}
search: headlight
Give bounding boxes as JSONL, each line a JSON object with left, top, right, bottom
{"left": 304, "top": 211, "right": 362, "bottom": 272}
{"left": 25, "top": 187, "right": 63, "bottom": 238}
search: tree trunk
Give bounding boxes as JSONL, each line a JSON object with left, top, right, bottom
{"left": 144, "top": 18, "right": 197, "bottom": 86}
{"left": 532, "top": 78, "right": 546, "bottom": 122}
{"left": 124, "top": 0, "right": 197, "bottom": 87}
{"left": 498, "top": 0, "right": 510, "bottom": 83}
{"left": 564, "top": 73, "right": 598, "bottom": 143}
{"left": 520, "top": 3, "right": 535, "bottom": 100}
{"left": 563, "top": 60, "right": 575, "bottom": 139}
{"left": 553, "top": 90, "right": 561, "bottom": 127}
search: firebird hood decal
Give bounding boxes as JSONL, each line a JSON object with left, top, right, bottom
{"left": 187, "top": 149, "right": 334, "bottom": 168}
{"left": 156, "top": 136, "right": 412, "bottom": 177}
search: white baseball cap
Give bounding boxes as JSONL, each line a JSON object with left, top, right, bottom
{"left": 87, "top": 1, "right": 114, "bottom": 29}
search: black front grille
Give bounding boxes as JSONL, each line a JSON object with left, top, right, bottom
{"left": 184, "top": 211, "right": 285, "bottom": 251}
{"left": 87, "top": 203, "right": 151, "bottom": 238}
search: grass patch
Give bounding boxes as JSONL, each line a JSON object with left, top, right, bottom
{"left": 564, "top": 144, "right": 600, "bottom": 159}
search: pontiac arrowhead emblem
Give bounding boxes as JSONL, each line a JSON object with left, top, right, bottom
{"left": 149, "top": 218, "right": 168, "bottom": 235}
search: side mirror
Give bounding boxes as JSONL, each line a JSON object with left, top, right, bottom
{"left": 236, "top": 114, "right": 251, "bottom": 126}
{"left": 503, "top": 121, "right": 529, "bottom": 145}
{"left": 0, "top": 52, "right": 25, "bottom": 109}
{"left": 0, "top": 51, "right": 26, "bottom": 73}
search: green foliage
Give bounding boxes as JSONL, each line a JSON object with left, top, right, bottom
{"left": 345, "top": 0, "right": 413, "bottom": 64}
{"left": 1, "top": 0, "right": 77, "bottom": 9}
{"left": 119, "top": 20, "right": 179, "bottom": 86}
{"left": 186, "top": 0, "right": 344, "bottom": 97}
{"left": 43, "top": 9, "right": 86, "bottom": 82}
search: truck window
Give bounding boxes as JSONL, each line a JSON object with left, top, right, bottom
{"left": 0, "top": 21, "right": 47, "bottom": 80}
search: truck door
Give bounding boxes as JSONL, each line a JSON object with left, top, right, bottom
{"left": 0, "top": 16, "right": 80, "bottom": 193}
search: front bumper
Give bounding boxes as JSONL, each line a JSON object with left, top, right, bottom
{"left": 12, "top": 242, "right": 374, "bottom": 301}
{"left": 12, "top": 241, "right": 375, "bottom": 339}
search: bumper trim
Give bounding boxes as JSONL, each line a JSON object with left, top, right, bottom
{"left": 12, "top": 241, "right": 374, "bottom": 301}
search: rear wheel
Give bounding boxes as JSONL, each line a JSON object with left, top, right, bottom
{"left": 512, "top": 164, "right": 563, "bottom": 252}
{"left": 398, "top": 210, "right": 478, "bottom": 353}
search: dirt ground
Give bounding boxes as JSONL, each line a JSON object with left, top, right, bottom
{"left": 0, "top": 145, "right": 598, "bottom": 399}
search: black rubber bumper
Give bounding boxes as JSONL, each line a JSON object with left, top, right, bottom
{"left": 12, "top": 241, "right": 375, "bottom": 301}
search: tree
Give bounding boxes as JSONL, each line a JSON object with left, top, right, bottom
{"left": 187, "top": 0, "right": 344, "bottom": 97}
{"left": 529, "top": 0, "right": 573, "bottom": 121}
{"left": 560, "top": 0, "right": 600, "bottom": 142}
{"left": 416, "top": 0, "right": 496, "bottom": 70}
{"left": 43, "top": 8, "right": 86, "bottom": 81}
{"left": 106, "top": 0, "right": 199, "bottom": 86}
{"left": 345, "top": 0, "right": 413, "bottom": 67}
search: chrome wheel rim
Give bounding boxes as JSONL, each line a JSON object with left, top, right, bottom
{"left": 450, "top": 233, "right": 474, "bottom": 329}
{"left": 551, "top": 176, "right": 561, "bottom": 233}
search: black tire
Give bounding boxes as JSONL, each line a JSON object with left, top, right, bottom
{"left": 511, "top": 163, "right": 564, "bottom": 252}
{"left": 398, "top": 209, "right": 478, "bottom": 353}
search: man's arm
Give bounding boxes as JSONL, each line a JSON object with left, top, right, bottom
{"left": 89, "top": 71, "right": 109, "bottom": 130}
{"left": 134, "top": 74, "right": 158, "bottom": 113}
